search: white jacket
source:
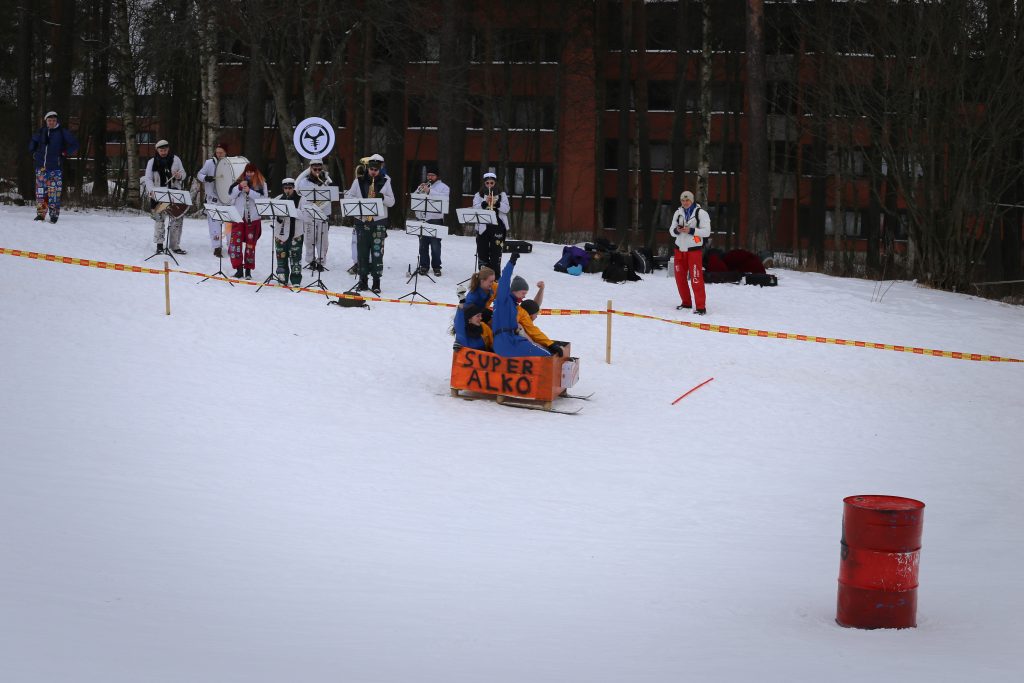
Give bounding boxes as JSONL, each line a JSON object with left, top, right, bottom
{"left": 228, "top": 182, "right": 267, "bottom": 222}
{"left": 196, "top": 157, "right": 219, "bottom": 202}
{"left": 143, "top": 155, "right": 185, "bottom": 195}
{"left": 471, "top": 190, "right": 509, "bottom": 234}
{"left": 669, "top": 204, "right": 711, "bottom": 251}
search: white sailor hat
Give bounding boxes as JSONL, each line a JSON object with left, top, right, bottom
{"left": 155, "top": 139, "right": 170, "bottom": 148}
{"left": 366, "top": 154, "right": 384, "bottom": 167}
{"left": 44, "top": 111, "right": 58, "bottom": 119}
{"left": 309, "top": 157, "right": 324, "bottom": 165}
{"left": 483, "top": 172, "right": 497, "bottom": 180}
{"left": 282, "top": 177, "right": 296, "bottom": 185}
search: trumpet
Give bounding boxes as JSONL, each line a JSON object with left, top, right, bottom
{"left": 417, "top": 180, "right": 432, "bottom": 194}
{"left": 486, "top": 189, "right": 496, "bottom": 210}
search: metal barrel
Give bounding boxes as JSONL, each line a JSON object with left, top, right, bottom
{"left": 837, "top": 495, "right": 925, "bottom": 629}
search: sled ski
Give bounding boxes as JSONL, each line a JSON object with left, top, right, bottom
{"left": 450, "top": 388, "right": 582, "bottom": 415}
{"left": 560, "top": 391, "right": 594, "bottom": 401}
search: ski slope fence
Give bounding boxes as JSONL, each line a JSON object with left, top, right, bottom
{"left": 2, "top": 246, "right": 1021, "bottom": 364}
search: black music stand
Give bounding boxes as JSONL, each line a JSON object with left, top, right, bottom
{"left": 144, "top": 187, "right": 191, "bottom": 266}
{"left": 340, "top": 197, "right": 386, "bottom": 293}
{"left": 398, "top": 219, "right": 447, "bottom": 303}
{"left": 299, "top": 186, "right": 338, "bottom": 273}
{"left": 455, "top": 207, "right": 496, "bottom": 285}
{"left": 255, "top": 199, "right": 298, "bottom": 293}
{"left": 301, "top": 203, "right": 330, "bottom": 291}
{"left": 197, "top": 203, "right": 241, "bottom": 285}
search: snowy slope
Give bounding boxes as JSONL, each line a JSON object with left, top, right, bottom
{"left": 1, "top": 205, "right": 1022, "bottom": 683}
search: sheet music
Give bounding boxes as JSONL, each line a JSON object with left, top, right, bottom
{"left": 456, "top": 207, "right": 496, "bottom": 225}
{"left": 152, "top": 187, "right": 193, "bottom": 206}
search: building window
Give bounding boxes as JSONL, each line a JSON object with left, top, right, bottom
{"left": 648, "top": 81, "right": 676, "bottom": 111}
{"left": 221, "top": 97, "right": 245, "bottom": 128}
{"left": 510, "top": 164, "right": 554, "bottom": 198}
{"left": 825, "top": 210, "right": 862, "bottom": 237}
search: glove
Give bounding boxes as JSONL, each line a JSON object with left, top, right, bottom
{"left": 547, "top": 343, "right": 564, "bottom": 357}
{"left": 510, "top": 251, "right": 520, "bottom": 264}
{"left": 688, "top": 227, "right": 696, "bottom": 235}
{"left": 481, "top": 308, "right": 493, "bottom": 324}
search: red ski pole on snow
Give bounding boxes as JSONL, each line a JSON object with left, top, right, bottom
{"left": 671, "top": 377, "right": 714, "bottom": 405}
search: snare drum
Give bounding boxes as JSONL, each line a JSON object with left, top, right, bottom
{"left": 214, "top": 156, "right": 249, "bottom": 205}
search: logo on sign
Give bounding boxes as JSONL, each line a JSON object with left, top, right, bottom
{"left": 293, "top": 117, "right": 336, "bottom": 160}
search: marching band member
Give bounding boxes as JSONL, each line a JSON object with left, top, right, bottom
{"left": 471, "top": 171, "right": 509, "bottom": 272}
{"left": 273, "top": 178, "right": 307, "bottom": 286}
{"left": 227, "top": 163, "right": 267, "bottom": 279}
{"left": 346, "top": 153, "right": 395, "bottom": 294}
{"left": 296, "top": 157, "right": 333, "bottom": 271}
{"left": 143, "top": 139, "right": 187, "bottom": 254}
{"left": 413, "top": 163, "right": 450, "bottom": 276}
{"left": 195, "top": 142, "right": 227, "bottom": 257}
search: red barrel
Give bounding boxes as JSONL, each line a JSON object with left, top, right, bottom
{"left": 836, "top": 495, "right": 925, "bottom": 629}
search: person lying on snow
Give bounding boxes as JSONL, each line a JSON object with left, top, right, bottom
{"left": 492, "top": 253, "right": 561, "bottom": 358}
{"left": 452, "top": 303, "right": 493, "bottom": 351}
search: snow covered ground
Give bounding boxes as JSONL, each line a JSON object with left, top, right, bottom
{"left": 1, "top": 205, "right": 1022, "bottom": 683}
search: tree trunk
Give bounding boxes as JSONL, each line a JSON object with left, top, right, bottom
{"left": 198, "top": 0, "right": 221, "bottom": 156}
{"left": 697, "top": 2, "right": 711, "bottom": 204}
{"left": 438, "top": 0, "right": 469, "bottom": 228}
{"left": 16, "top": 4, "right": 36, "bottom": 201}
{"left": 614, "top": 1, "right": 633, "bottom": 245}
{"left": 89, "top": 0, "right": 111, "bottom": 198}
{"left": 245, "top": 42, "right": 266, "bottom": 172}
{"left": 50, "top": 0, "right": 77, "bottom": 122}
{"left": 115, "top": 0, "right": 139, "bottom": 206}
{"left": 745, "top": 0, "right": 772, "bottom": 253}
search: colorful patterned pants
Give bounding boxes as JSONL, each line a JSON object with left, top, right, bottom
{"left": 35, "top": 168, "right": 63, "bottom": 219}
{"left": 152, "top": 210, "right": 184, "bottom": 250}
{"left": 229, "top": 220, "right": 262, "bottom": 270}
{"left": 355, "top": 220, "right": 387, "bottom": 277}
{"left": 276, "top": 235, "right": 304, "bottom": 285}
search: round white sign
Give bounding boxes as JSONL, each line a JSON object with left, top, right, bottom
{"left": 293, "top": 117, "right": 336, "bottom": 159}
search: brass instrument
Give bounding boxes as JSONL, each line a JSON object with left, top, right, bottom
{"left": 486, "top": 189, "right": 496, "bottom": 211}
{"left": 369, "top": 178, "right": 377, "bottom": 198}
{"left": 417, "top": 179, "right": 432, "bottom": 194}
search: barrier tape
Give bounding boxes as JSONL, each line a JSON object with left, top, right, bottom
{"left": 0, "top": 247, "right": 163, "bottom": 275}
{"left": 4, "top": 247, "right": 1021, "bottom": 363}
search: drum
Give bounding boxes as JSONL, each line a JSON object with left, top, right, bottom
{"left": 215, "top": 156, "right": 249, "bottom": 205}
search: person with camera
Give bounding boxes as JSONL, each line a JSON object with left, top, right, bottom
{"left": 669, "top": 190, "right": 711, "bottom": 315}
{"left": 227, "top": 163, "right": 267, "bottom": 279}
{"left": 413, "top": 164, "right": 450, "bottom": 276}
{"left": 29, "top": 110, "right": 78, "bottom": 224}
{"left": 347, "top": 153, "right": 395, "bottom": 294}
{"left": 471, "top": 172, "right": 509, "bottom": 272}
{"left": 272, "top": 178, "right": 307, "bottom": 286}
{"left": 143, "top": 140, "right": 187, "bottom": 254}
{"left": 492, "top": 252, "right": 558, "bottom": 358}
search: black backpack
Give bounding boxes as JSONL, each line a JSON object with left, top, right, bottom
{"left": 602, "top": 251, "right": 642, "bottom": 283}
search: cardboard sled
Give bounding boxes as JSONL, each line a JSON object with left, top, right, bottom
{"left": 451, "top": 343, "right": 576, "bottom": 409}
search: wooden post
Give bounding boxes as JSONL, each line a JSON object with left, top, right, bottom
{"left": 164, "top": 261, "right": 171, "bottom": 316}
{"left": 605, "top": 299, "right": 613, "bottom": 364}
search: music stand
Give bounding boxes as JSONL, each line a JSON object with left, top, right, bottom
{"left": 144, "top": 187, "right": 192, "bottom": 266}
{"left": 302, "top": 204, "right": 330, "bottom": 291}
{"left": 456, "top": 207, "right": 496, "bottom": 285}
{"left": 255, "top": 199, "right": 299, "bottom": 292}
{"left": 409, "top": 194, "right": 450, "bottom": 217}
{"left": 198, "top": 203, "right": 242, "bottom": 285}
{"left": 398, "top": 220, "right": 449, "bottom": 302}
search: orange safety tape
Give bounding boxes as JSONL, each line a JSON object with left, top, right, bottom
{"left": 4, "top": 247, "right": 1019, "bottom": 363}
{"left": 0, "top": 247, "right": 164, "bottom": 274}
{"left": 608, "top": 309, "right": 1023, "bottom": 363}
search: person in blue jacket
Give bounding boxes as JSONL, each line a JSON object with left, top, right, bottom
{"left": 29, "top": 111, "right": 79, "bottom": 223}
{"left": 452, "top": 303, "right": 493, "bottom": 351}
{"left": 491, "top": 253, "right": 553, "bottom": 358}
